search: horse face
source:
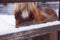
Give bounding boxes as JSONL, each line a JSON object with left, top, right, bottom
{"left": 14, "top": 9, "right": 35, "bottom": 28}
{"left": 14, "top": 3, "right": 36, "bottom": 28}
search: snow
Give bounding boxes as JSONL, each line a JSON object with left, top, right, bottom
{"left": 0, "top": 14, "right": 60, "bottom": 35}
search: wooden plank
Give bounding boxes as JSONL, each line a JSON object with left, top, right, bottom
{"left": 32, "top": 32, "right": 57, "bottom": 40}
{"left": 49, "top": 32, "right": 57, "bottom": 40}
{"left": 0, "top": 0, "right": 59, "bottom": 3}
{"left": 27, "top": 32, "right": 57, "bottom": 40}
{"left": 28, "top": 38, "right": 33, "bottom": 40}
{"left": 33, "top": 33, "right": 50, "bottom": 40}
{"left": 0, "top": 24, "right": 60, "bottom": 40}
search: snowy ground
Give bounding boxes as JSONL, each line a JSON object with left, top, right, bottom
{"left": 0, "top": 2, "right": 60, "bottom": 35}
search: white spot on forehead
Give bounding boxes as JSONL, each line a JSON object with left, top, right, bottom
{"left": 21, "top": 9, "right": 29, "bottom": 19}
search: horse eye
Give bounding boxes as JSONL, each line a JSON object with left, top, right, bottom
{"left": 15, "top": 16, "right": 18, "bottom": 19}
{"left": 15, "top": 13, "right": 20, "bottom": 19}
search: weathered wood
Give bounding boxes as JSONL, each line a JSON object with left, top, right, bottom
{"left": 49, "top": 32, "right": 57, "bottom": 40}
{"left": 0, "top": 24, "right": 60, "bottom": 40}
{"left": 33, "top": 33, "right": 50, "bottom": 40}
{"left": 28, "top": 37, "right": 33, "bottom": 40}
{"left": 0, "top": 0, "right": 59, "bottom": 3}
{"left": 32, "top": 32, "right": 57, "bottom": 40}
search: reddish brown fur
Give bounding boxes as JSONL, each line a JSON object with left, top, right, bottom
{"left": 13, "top": 2, "right": 57, "bottom": 28}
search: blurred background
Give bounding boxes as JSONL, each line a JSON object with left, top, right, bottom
{"left": 0, "top": 2, "right": 59, "bottom": 15}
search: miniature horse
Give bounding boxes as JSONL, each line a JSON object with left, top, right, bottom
{"left": 13, "top": 2, "right": 57, "bottom": 28}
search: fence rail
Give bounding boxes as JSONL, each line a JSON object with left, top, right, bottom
{"left": 0, "top": 24, "right": 60, "bottom": 40}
